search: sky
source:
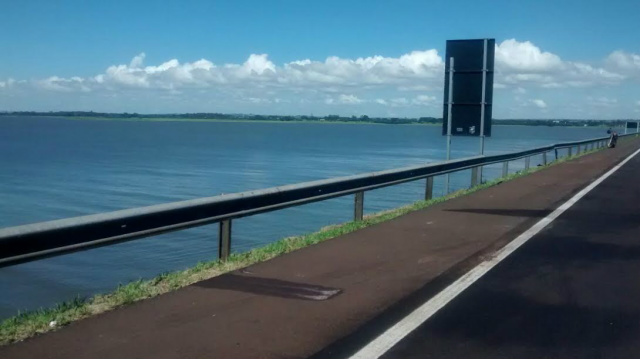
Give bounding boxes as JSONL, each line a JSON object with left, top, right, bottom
{"left": 1, "top": 0, "right": 639, "bottom": 119}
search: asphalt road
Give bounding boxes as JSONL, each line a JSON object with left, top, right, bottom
{"left": 373, "top": 151, "right": 640, "bottom": 358}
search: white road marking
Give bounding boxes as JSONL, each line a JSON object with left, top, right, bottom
{"left": 349, "top": 148, "right": 640, "bottom": 359}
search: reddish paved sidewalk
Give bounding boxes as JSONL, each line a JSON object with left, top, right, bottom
{"left": 2, "top": 138, "right": 639, "bottom": 359}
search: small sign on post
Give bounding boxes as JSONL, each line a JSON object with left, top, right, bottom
{"left": 625, "top": 121, "right": 639, "bottom": 134}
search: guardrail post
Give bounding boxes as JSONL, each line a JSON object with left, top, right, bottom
{"left": 425, "top": 176, "right": 434, "bottom": 200}
{"left": 525, "top": 156, "right": 530, "bottom": 170}
{"left": 471, "top": 167, "right": 479, "bottom": 187}
{"left": 219, "top": 219, "right": 232, "bottom": 260}
{"left": 502, "top": 161, "right": 509, "bottom": 177}
{"left": 568, "top": 146, "right": 573, "bottom": 157}
{"left": 354, "top": 191, "right": 364, "bottom": 221}
{"left": 542, "top": 152, "right": 548, "bottom": 165}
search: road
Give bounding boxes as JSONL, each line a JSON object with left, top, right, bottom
{"left": 322, "top": 149, "right": 640, "bottom": 359}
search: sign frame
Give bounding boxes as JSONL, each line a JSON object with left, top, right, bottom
{"left": 442, "top": 38, "right": 495, "bottom": 138}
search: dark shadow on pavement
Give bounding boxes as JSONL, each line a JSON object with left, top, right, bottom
{"left": 195, "top": 274, "right": 342, "bottom": 301}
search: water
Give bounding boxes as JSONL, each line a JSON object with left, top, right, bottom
{"left": 0, "top": 116, "right": 607, "bottom": 318}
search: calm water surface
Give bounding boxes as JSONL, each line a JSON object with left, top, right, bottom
{"left": 0, "top": 116, "right": 611, "bottom": 318}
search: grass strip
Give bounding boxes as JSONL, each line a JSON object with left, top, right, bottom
{"left": 0, "top": 144, "right": 610, "bottom": 345}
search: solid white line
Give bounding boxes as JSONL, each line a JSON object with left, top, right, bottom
{"left": 348, "top": 148, "right": 640, "bottom": 359}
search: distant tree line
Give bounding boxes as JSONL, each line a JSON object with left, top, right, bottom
{"left": 0, "top": 111, "right": 632, "bottom": 127}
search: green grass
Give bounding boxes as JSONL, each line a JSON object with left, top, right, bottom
{"left": 0, "top": 143, "right": 610, "bottom": 346}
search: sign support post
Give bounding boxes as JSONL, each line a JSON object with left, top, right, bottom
{"left": 478, "top": 39, "right": 488, "bottom": 182}
{"left": 445, "top": 57, "right": 454, "bottom": 194}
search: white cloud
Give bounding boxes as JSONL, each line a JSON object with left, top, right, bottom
{"left": 0, "top": 79, "right": 16, "bottom": 89}
{"left": 496, "top": 39, "right": 563, "bottom": 72}
{"left": 129, "top": 53, "right": 146, "bottom": 68}
{"left": 496, "top": 39, "right": 623, "bottom": 88}
{"left": 606, "top": 51, "right": 640, "bottom": 76}
{"left": 324, "top": 94, "right": 365, "bottom": 105}
{"left": 10, "top": 40, "right": 627, "bottom": 96}
{"left": 28, "top": 50, "right": 445, "bottom": 94}
{"left": 37, "top": 76, "right": 90, "bottom": 92}
{"left": 2, "top": 39, "right": 638, "bottom": 119}
{"left": 588, "top": 96, "right": 618, "bottom": 107}
{"left": 412, "top": 95, "right": 436, "bottom": 106}
{"left": 247, "top": 97, "right": 271, "bottom": 104}
{"left": 337, "top": 94, "right": 363, "bottom": 104}
{"left": 530, "top": 99, "right": 547, "bottom": 108}
{"left": 372, "top": 95, "right": 436, "bottom": 107}
{"left": 281, "top": 49, "right": 443, "bottom": 87}
{"left": 390, "top": 98, "right": 409, "bottom": 106}
{"left": 236, "top": 54, "right": 276, "bottom": 76}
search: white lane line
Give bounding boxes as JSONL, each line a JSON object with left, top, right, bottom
{"left": 349, "top": 148, "right": 640, "bottom": 359}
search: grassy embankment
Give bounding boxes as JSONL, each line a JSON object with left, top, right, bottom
{"left": 0, "top": 143, "right": 613, "bottom": 346}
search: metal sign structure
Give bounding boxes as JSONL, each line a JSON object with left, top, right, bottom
{"left": 625, "top": 121, "right": 639, "bottom": 134}
{"left": 441, "top": 38, "right": 495, "bottom": 192}
{"left": 442, "top": 38, "right": 495, "bottom": 138}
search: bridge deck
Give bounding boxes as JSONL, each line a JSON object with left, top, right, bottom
{"left": 2, "top": 138, "right": 639, "bottom": 359}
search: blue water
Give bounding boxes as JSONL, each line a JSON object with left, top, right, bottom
{"left": 0, "top": 116, "right": 610, "bottom": 318}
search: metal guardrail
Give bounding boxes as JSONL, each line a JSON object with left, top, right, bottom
{"left": 0, "top": 134, "right": 629, "bottom": 268}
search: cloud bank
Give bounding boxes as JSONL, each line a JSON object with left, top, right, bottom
{"left": 1, "top": 39, "right": 639, "bottom": 118}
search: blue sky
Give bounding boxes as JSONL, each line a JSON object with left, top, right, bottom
{"left": 1, "top": 0, "right": 639, "bottom": 119}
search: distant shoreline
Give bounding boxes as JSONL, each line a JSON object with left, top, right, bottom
{"left": 64, "top": 116, "right": 400, "bottom": 126}
{"left": 62, "top": 116, "right": 617, "bottom": 128}
{"left": 0, "top": 112, "right": 629, "bottom": 128}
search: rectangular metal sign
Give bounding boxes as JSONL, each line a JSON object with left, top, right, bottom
{"left": 625, "top": 121, "right": 638, "bottom": 129}
{"left": 442, "top": 39, "right": 495, "bottom": 137}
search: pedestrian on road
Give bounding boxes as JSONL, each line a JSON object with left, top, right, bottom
{"left": 608, "top": 131, "right": 618, "bottom": 148}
